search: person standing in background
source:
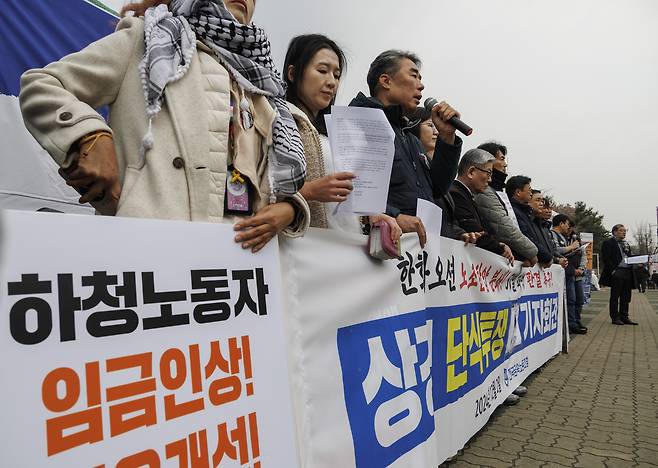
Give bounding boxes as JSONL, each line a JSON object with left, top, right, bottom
{"left": 571, "top": 228, "right": 588, "bottom": 328}
{"left": 600, "top": 224, "right": 638, "bottom": 325}
{"left": 635, "top": 264, "right": 649, "bottom": 293}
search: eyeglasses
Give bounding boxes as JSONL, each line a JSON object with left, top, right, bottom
{"left": 473, "top": 167, "right": 492, "bottom": 177}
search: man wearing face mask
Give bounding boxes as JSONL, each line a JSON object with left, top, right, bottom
{"left": 475, "top": 142, "right": 538, "bottom": 266}
{"left": 349, "top": 50, "right": 463, "bottom": 247}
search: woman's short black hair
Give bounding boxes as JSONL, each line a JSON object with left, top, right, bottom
{"left": 407, "top": 107, "right": 431, "bottom": 139}
{"left": 284, "top": 34, "right": 346, "bottom": 135}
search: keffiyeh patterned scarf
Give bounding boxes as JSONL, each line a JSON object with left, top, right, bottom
{"left": 140, "top": 0, "right": 306, "bottom": 198}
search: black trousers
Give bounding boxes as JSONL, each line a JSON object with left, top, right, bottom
{"left": 609, "top": 269, "right": 633, "bottom": 320}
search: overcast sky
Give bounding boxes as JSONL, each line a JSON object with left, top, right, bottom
{"left": 105, "top": 0, "right": 658, "bottom": 238}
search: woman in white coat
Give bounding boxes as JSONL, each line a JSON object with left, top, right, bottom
{"left": 19, "top": 0, "right": 309, "bottom": 253}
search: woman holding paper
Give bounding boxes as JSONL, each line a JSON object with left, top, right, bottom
{"left": 19, "top": 0, "right": 309, "bottom": 253}
{"left": 284, "top": 34, "right": 401, "bottom": 241}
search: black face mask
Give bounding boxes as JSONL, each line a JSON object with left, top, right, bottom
{"left": 490, "top": 168, "right": 508, "bottom": 191}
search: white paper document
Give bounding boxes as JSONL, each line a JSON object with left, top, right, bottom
{"left": 416, "top": 198, "right": 443, "bottom": 238}
{"left": 625, "top": 255, "right": 649, "bottom": 265}
{"left": 325, "top": 106, "right": 395, "bottom": 215}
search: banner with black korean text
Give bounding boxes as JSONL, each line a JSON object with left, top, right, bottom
{"left": 280, "top": 227, "right": 565, "bottom": 467}
{"left": 0, "top": 210, "right": 299, "bottom": 467}
{"left": 1, "top": 210, "right": 564, "bottom": 467}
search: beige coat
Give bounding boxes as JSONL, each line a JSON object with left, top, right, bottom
{"left": 288, "top": 102, "right": 329, "bottom": 228}
{"left": 19, "top": 17, "right": 308, "bottom": 235}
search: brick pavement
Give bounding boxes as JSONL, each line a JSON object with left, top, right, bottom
{"left": 442, "top": 289, "right": 658, "bottom": 468}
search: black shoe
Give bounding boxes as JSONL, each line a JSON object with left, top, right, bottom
{"left": 612, "top": 319, "right": 625, "bottom": 325}
{"left": 569, "top": 326, "right": 587, "bottom": 335}
{"left": 503, "top": 394, "right": 520, "bottom": 405}
{"left": 577, "top": 322, "right": 588, "bottom": 332}
{"left": 621, "top": 318, "right": 638, "bottom": 325}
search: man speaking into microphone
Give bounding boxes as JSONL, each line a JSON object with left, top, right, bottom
{"left": 349, "top": 50, "right": 467, "bottom": 245}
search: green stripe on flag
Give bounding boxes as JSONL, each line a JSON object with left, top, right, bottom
{"left": 84, "top": 0, "right": 119, "bottom": 17}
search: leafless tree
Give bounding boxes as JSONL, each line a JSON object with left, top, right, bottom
{"left": 632, "top": 222, "right": 656, "bottom": 255}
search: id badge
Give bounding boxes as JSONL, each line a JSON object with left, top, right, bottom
{"left": 225, "top": 168, "right": 251, "bottom": 214}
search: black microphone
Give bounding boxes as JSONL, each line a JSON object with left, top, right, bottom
{"left": 423, "top": 97, "right": 473, "bottom": 136}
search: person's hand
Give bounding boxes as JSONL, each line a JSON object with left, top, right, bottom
{"left": 575, "top": 268, "right": 584, "bottom": 277}
{"left": 558, "top": 257, "right": 568, "bottom": 269}
{"left": 59, "top": 133, "right": 121, "bottom": 215}
{"left": 299, "top": 172, "right": 355, "bottom": 203}
{"left": 568, "top": 240, "right": 580, "bottom": 252}
{"left": 522, "top": 256, "right": 538, "bottom": 268}
{"left": 429, "top": 101, "right": 460, "bottom": 145}
{"left": 460, "top": 231, "right": 483, "bottom": 245}
{"left": 500, "top": 243, "right": 515, "bottom": 264}
{"left": 233, "top": 201, "right": 295, "bottom": 253}
{"left": 369, "top": 214, "right": 402, "bottom": 243}
{"left": 396, "top": 214, "right": 426, "bottom": 248}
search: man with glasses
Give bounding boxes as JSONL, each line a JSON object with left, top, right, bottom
{"left": 451, "top": 149, "right": 523, "bottom": 406}
{"left": 449, "top": 149, "right": 514, "bottom": 263}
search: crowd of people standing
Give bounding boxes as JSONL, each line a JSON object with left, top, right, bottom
{"left": 18, "top": 0, "right": 643, "bottom": 337}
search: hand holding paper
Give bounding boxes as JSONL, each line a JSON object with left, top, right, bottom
{"left": 325, "top": 106, "right": 395, "bottom": 215}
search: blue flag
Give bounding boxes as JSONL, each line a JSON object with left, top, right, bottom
{"left": 0, "top": 0, "right": 117, "bottom": 96}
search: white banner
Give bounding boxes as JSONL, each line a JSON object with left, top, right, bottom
{"left": 281, "top": 227, "right": 564, "bottom": 467}
{"left": 0, "top": 211, "right": 298, "bottom": 467}
{"left": 0, "top": 211, "right": 564, "bottom": 467}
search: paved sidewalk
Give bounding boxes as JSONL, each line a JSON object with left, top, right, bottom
{"left": 442, "top": 289, "right": 658, "bottom": 468}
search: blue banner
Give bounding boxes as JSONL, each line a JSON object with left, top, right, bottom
{"left": 337, "top": 292, "right": 559, "bottom": 467}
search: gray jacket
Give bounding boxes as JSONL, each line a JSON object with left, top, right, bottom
{"left": 475, "top": 186, "right": 538, "bottom": 260}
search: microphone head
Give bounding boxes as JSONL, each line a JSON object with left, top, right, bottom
{"left": 423, "top": 97, "right": 438, "bottom": 112}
